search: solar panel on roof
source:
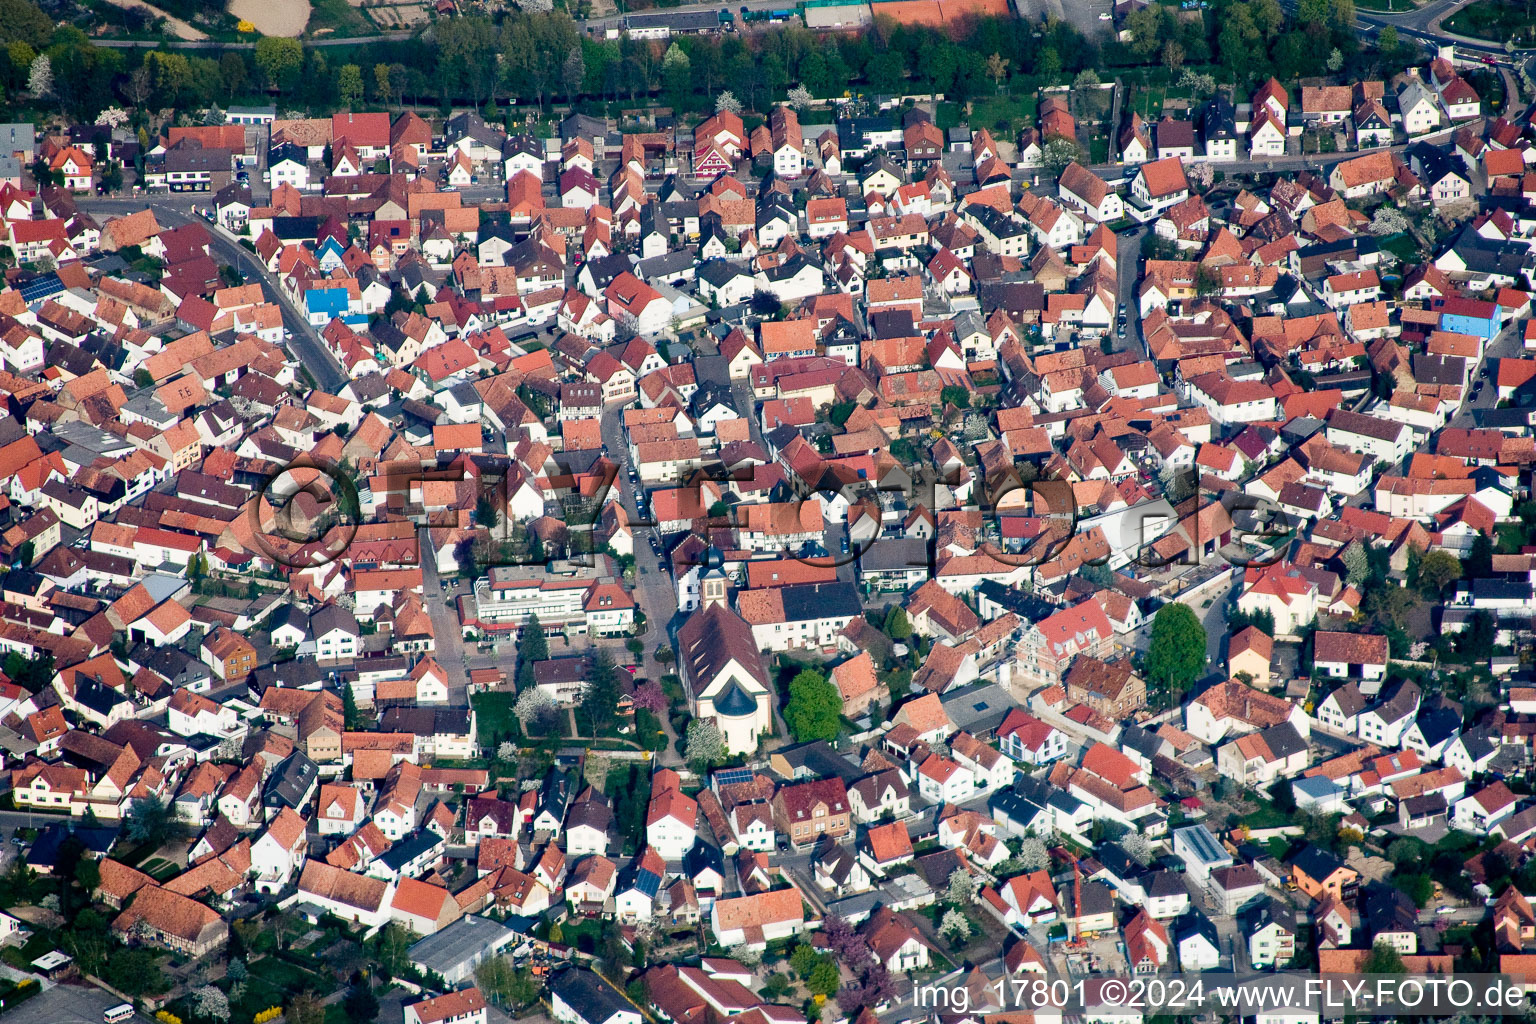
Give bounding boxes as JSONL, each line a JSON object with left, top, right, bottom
{"left": 713, "top": 768, "right": 754, "bottom": 787}
{"left": 20, "top": 274, "right": 62, "bottom": 303}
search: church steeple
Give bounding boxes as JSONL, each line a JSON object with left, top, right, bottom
{"left": 700, "top": 546, "right": 728, "bottom": 610}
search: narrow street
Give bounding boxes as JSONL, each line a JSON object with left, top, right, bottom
{"left": 598, "top": 399, "right": 684, "bottom": 765}
{"left": 79, "top": 196, "right": 349, "bottom": 391}
{"left": 418, "top": 527, "right": 474, "bottom": 702}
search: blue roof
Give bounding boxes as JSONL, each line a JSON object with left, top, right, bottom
{"left": 19, "top": 274, "right": 62, "bottom": 305}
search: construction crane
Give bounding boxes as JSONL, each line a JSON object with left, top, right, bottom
{"left": 1064, "top": 849, "right": 1088, "bottom": 950}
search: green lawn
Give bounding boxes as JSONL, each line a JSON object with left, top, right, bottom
{"left": 1443, "top": 0, "right": 1536, "bottom": 43}
{"left": 968, "top": 92, "right": 1039, "bottom": 138}
{"left": 248, "top": 955, "right": 325, "bottom": 995}
{"left": 1377, "top": 232, "right": 1421, "bottom": 264}
{"left": 1354, "top": 0, "right": 1416, "bottom": 10}
{"left": 306, "top": 0, "right": 376, "bottom": 37}
{"left": 472, "top": 691, "right": 517, "bottom": 748}
{"left": 1130, "top": 85, "right": 1168, "bottom": 120}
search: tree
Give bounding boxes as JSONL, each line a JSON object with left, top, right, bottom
{"left": 1393, "top": 872, "right": 1434, "bottom": 908}
{"left": 561, "top": 46, "right": 585, "bottom": 99}
{"left": 1326, "top": 47, "right": 1344, "bottom": 72}
{"left": 0, "top": 0, "right": 54, "bottom": 50}
{"left": 806, "top": 960, "right": 840, "bottom": 997}
{"left": 1145, "top": 603, "right": 1207, "bottom": 698}
{"left": 125, "top": 794, "right": 185, "bottom": 850}
{"left": 790, "top": 943, "right": 821, "bottom": 977}
{"left": 940, "top": 909, "right": 971, "bottom": 942}
{"left": 514, "top": 687, "right": 558, "bottom": 733}
{"left": 883, "top": 606, "right": 912, "bottom": 640}
{"left": 507, "top": 968, "right": 540, "bottom": 1008}
{"left": 1161, "top": 40, "right": 1185, "bottom": 75}
{"left": 343, "top": 983, "right": 378, "bottom": 1023}
{"left": 1341, "top": 543, "right": 1371, "bottom": 587}
{"left": 662, "top": 42, "right": 690, "bottom": 108}
{"left": 1363, "top": 941, "right": 1407, "bottom": 974}
{"left": 1464, "top": 532, "right": 1494, "bottom": 579}
{"left": 787, "top": 83, "right": 813, "bottom": 110}
{"left": 1458, "top": 610, "right": 1497, "bottom": 662}
{"left": 1179, "top": 69, "right": 1217, "bottom": 98}
{"left": 1414, "top": 549, "right": 1462, "bottom": 596}
{"left": 945, "top": 868, "right": 976, "bottom": 906}
{"left": 581, "top": 650, "right": 622, "bottom": 735}
{"left": 940, "top": 384, "right": 970, "bottom": 409}
{"left": 1377, "top": 24, "right": 1399, "bottom": 55}
{"left": 1121, "top": 831, "right": 1153, "bottom": 866}
{"left": 341, "top": 683, "right": 363, "bottom": 730}
{"left": 496, "top": 740, "right": 517, "bottom": 762}
{"left": 685, "top": 719, "right": 727, "bottom": 771}
{"left": 374, "top": 921, "right": 412, "bottom": 977}
{"left": 726, "top": 943, "right": 762, "bottom": 968}
{"left": 1041, "top": 136, "right": 1085, "bottom": 178}
{"left": 194, "top": 987, "right": 231, "bottom": 1024}
{"left": 337, "top": 64, "right": 364, "bottom": 108}
{"left": 27, "top": 53, "right": 50, "bottom": 97}
{"left": 715, "top": 90, "right": 742, "bottom": 114}
{"left": 820, "top": 914, "right": 866, "bottom": 965}
{"left": 985, "top": 52, "right": 1009, "bottom": 91}
{"left": 1016, "top": 836, "right": 1049, "bottom": 870}
{"left": 785, "top": 669, "right": 843, "bottom": 742}
{"left": 1370, "top": 207, "right": 1409, "bottom": 234}
{"left": 516, "top": 613, "right": 548, "bottom": 690}
{"left": 475, "top": 492, "right": 502, "bottom": 529}
{"left": 254, "top": 37, "right": 303, "bottom": 93}
{"left": 286, "top": 992, "right": 326, "bottom": 1024}
{"left": 476, "top": 956, "right": 516, "bottom": 1005}
{"left": 632, "top": 679, "right": 667, "bottom": 715}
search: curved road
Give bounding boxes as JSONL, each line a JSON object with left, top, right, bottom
{"left": 79, "top": 196, "right": 348, "bottom": 391}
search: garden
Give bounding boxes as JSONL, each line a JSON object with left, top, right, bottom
{"left": 1443, "top": 0, "right": 1536, "bottom": 44}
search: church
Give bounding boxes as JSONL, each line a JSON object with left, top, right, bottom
{"left": 677, "top": 566, "right": 774, "bottom": 755}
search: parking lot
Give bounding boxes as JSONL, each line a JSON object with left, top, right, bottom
{"left": 0, "top": 980, "right": 134, "bottom": 1024}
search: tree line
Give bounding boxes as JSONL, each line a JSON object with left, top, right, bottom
{"left": 0, "top": 0, "right": 1404, "bottom": 127}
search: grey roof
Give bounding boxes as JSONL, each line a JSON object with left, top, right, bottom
{"left": 779, "top": 582, "right": 862, "bottom": 623}
{"left": 1174, "top": 825, "right": 1229, "bottom": 867}
{"left": 1258, "top": 721, "right": 1307, "bottom": 760}
{"left": 635, "top": 249, "right": 696, "bottom": 281}
{"left": 264, "top": 752, "right": 318, "bottom": 809}
{"left": 1290, "top": 844, "right": 1347, "bottom": 883}
{"left": 857, "top": 538, "right": 931, "bottom": 573}
{"left": 1245, "top": 895, "right": 1297, "bottom": 935}
{"left": 408, "top": 914, "right": 518, "bottom": 974}
{"left": 715, "top": 681, "right": 758, "bottom": 718}
{"left": 310, "top": 602, "right": 358, "bottom": 638}
{"left": 1412, "top": 695, "right": 1463, "bottom": 747}
{"left": 376, "top": 829, "right": 444, "bottom": 872}
{"left": 1323, "top": 682, "right": 1367, "bottom": 717}
{"left": 1074, "top": 878, "right": 1114, "bottom": 916}
{"left": 1177, "top": 908, "right": 1221, "bottom": 949}
{"left": 697, "top": 259, "right": 751, "bottom": 287}
{"left": 773, "top": 739, "right": 862, "bottom": 782}
{"left": 549, "top": 967, "right": 633, "bottom": 1024}
{"left": 379, "top": 706, "right": 473, "bottom": 736}
{"left": 1147, "top": 870, "right": 1188, "bottom": 899}
{"left": 1368, "top": 680, "right": 1421, "bottom": 725}
{"left": 939, "top": 682, "right": 1015, "bottom": 736}
{"left": 1119, "top": 723, "right": 1166, "bottom": 762}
